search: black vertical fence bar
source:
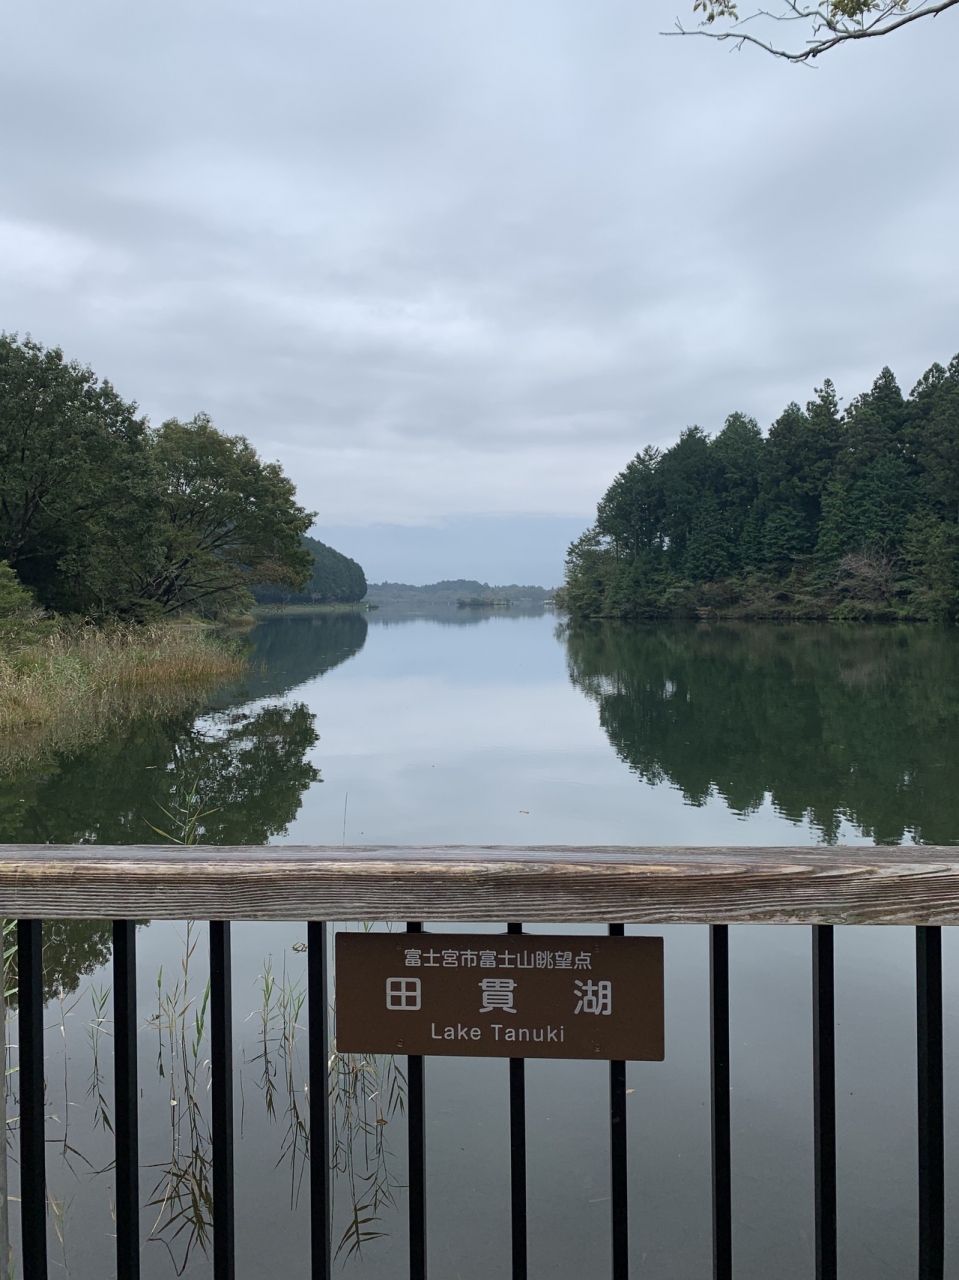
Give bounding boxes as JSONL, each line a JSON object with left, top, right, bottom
{"left": 308, "top": 921, "right": 332, "bottom": 1280}
{"left": 113, "top": 921, "right": 140, "bottom": 1280}
{"left": 406, "top": 922, "right": 427, "bottom": 1280}
{"left": 609, "top": 922, "right": 628, "bottom": 1280}
{"left": 17, "top": 919, "right": 47, "bottom": 1280}
{"left": 710, "top": 924, "right": 732, "bottom": 1280}
{"left": 916, "top": 926, "right": 944, "bottom": 1280}
{"left": 812, "top": 925, "right": 837, "bottom": 1280}
{"left": 209, "top": 922, "right": 235, "bottom": 1280}
{"left": 507, "top": 923, "right": 528, "bottom": 1280}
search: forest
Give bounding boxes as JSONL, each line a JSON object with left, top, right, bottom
{"left": 0, "top": 334, "right": 361, "bottom": 619}
{"left": 253, "top": 534, "right": 366, "bottom": 605}
{"left": 561, "top": 353, "right": 959, "bottom": 621}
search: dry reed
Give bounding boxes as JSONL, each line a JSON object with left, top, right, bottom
{"left": 0, "top": 623, "right": 245, "bottom": 769}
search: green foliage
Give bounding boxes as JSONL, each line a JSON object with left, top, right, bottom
{"left": 900, "top": 513, "right": 959, "bottom": 622}
{"left": 0, "top": 562, "right": 48, "bottom": 645}
{"left": 140, "top": 415, "right": 315, "bottom": 617}
{"left": 761, "top": 388, "right": 840, "bottom": 551}
{"left": 562, "top": 353, "right": 959, "bottom": 623}
{"left": 0, "top": 334, "right": 160, "bottom": 614}
{"left": 712, "top": 411, "right": 763, "bottom": 563}
{"left": 595, "top": 445, "right": 663, "bottom": 557}
{"left": 914, "top": 355, "right": 959, "bottom": 522}
{"left": 560, "top": 529, "right": 612, "bottom": 618}
{"left": 657, "top": 426, "right": 713, "bottom": 568}
{"left": 253, "top": 534, "right": 367, "bottom": 605}
{"left": 816, "top": 455, "right": 917, "bottom": 564}
{"left": 0, "top": 611, "right": 370, "bottom": 996}
{"left": 0, "top": 561, "right": 33, "bottom": 618}
{"left": 683, "top": 492, "right": 734, "bottom": 581}
{"left": 0, "top": 335, "right": 329, "bottom": 619}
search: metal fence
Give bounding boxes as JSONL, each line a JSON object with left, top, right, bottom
{"left": 2, "top": 843, "right": 954, "bottom": 1280}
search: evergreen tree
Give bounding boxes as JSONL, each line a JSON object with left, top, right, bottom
{"left": 561, "top": 352, "right": 959, "bottom": 621}
{"left": 711, "top": 412, "right": 763, "bottom": 567}
{"left": 816, "top": 455, "right": 916, "bottom": 564}
{"left": 683, "top": 492, "right": 734, "bottom": 580}
{"left": 838, "top": 366, "right": 908, "bottom": 480}
{"left": 914, "top": 356, "right": 959, "bottom": 522}
{"left": 561, "top": 528, "right": 614, "bottom": 617}
{"left": 758, "top": 386, "right": 840, "bottom": 565}
{"left": 595, "top": 446, "right": 664, "bottom": 558}
{"left": 657, "top": 427, "right": 713, "bottom": 568}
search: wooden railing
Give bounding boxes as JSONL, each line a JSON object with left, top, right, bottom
{"left": 1, "top": 843, "right": 955, "bottom": 1280}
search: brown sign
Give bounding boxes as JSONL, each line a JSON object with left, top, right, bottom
{"left": 335, "top": 932, "right": 664, "bottom": 1061}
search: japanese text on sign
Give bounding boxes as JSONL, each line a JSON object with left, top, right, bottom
{"left": 335, "top": 931, "right": 664, "bottom": 1062}
{"left": 403, "top": 947, "right": 593, "bottom": 970}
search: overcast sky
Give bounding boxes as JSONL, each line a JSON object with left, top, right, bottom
{"left": 2, "top": 0, "right": 957, "bottom": 584}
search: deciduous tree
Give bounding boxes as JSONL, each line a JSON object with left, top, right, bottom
{"left": 134, "top": 415, "right": 315, "bottom": 616}
{"left": 0, "top": 334, "right": 159, "bottom": 614}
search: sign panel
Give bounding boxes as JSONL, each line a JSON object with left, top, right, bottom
{"left": 335, "top": 932, "right": 664, "bottom": 1061}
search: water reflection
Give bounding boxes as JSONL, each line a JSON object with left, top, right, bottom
{"left": 2, "top": 611, "right": 372, "bottom": 850}
{"left": 368, "top": 603, "right": 550, "bottom": 629}
{"left": 0, "top": 614, "right": 371, "bottom": 1005}
{"left": 1, "top": 700, "right": 326, "bottom": 850}
{"left": 221, "top": 610, "right": 367, "bottom": 702}
{"left": 564, "top": 621, "right": 959, "bottom": 843}
{"left": 1, "top": 703, "right": 320, "bottom": 999}
{"left": 4, "top": 611, "right": 959, "bottom": 1279}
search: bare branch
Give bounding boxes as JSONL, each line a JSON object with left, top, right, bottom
{"left": 665, "top": 0, "right": 959, "bottom": 60}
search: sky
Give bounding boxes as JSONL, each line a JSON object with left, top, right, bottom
{"left": 2, "top": 0, "right": 957, "bottom": 586}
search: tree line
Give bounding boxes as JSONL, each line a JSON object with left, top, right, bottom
{"left": 0, "top": 335, "right": 363, "bottom": 618}
{"left": 561, "top": 353, "right": 959, "bottom": 622}
{"left": 365, "top": 580, "right": 553, "bottom": 606}
{"left": 253, "top": 534, "right": 366, "bottom": 606}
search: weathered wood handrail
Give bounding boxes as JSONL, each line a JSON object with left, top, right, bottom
{"left": 3, "top": 844, "right": 952, "bottom": 1280}
{"left": 1, "top": 843, "right": 958, "bottom": 923}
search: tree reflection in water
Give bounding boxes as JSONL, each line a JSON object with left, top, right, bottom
{"left": 564, "top": 620, "right": 959, "bottom": 843}
{"left": 2, "top": 697, "right": 405, "bottom": 1270}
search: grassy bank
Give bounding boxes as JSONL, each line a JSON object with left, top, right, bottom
{"left": 250, "top": 601, "right": 370, "bottom": 618}
{"left": 0, "top": 623, "right": 246, "bottom": 769}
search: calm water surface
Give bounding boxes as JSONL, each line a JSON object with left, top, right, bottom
{"left": 3, "top": 610, "right": 959, "bottom": 1278}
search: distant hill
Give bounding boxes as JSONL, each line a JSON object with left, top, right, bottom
{"left": 366, "top": 580, "right": 554, "bottom": 607}
{"left": 253, "top": 535, "right": 367, "bottom": 605}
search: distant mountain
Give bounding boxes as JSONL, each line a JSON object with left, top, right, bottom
{"left": 254, "top": 535, "right": 367, "bottom": 605}
{"left": 366, "top": 579, "right": 554, "bottom": 606}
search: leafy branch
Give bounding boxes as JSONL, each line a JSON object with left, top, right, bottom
{"left": 666, "top": 0, "right": 958, "bottom": 60}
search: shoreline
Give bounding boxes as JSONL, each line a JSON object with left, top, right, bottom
{"left": 250, "top": 601, "right": 371, "bottom": 618}
{"left": 0, "top": 622, "right": 246, "bottom": 770}
{"left": 556, "top": 571, "right": 955, "bottom": 625}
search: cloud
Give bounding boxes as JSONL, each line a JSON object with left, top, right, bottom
{"left": 313, "top": 513, "right": 589, "bottom": 586}
{"left": 2, "top": 0, "right": 957, "bottom": 569}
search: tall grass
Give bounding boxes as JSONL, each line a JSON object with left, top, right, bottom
{"left": 0, "top": 623, "right": 245, "bottom": 769}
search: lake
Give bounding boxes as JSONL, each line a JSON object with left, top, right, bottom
{"left": 2, "top": 609, "right": 958, "bottom": 1278}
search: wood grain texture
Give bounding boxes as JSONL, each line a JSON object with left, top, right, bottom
{"left": 1, "top": 844, "right": 958, "bottom": 924}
